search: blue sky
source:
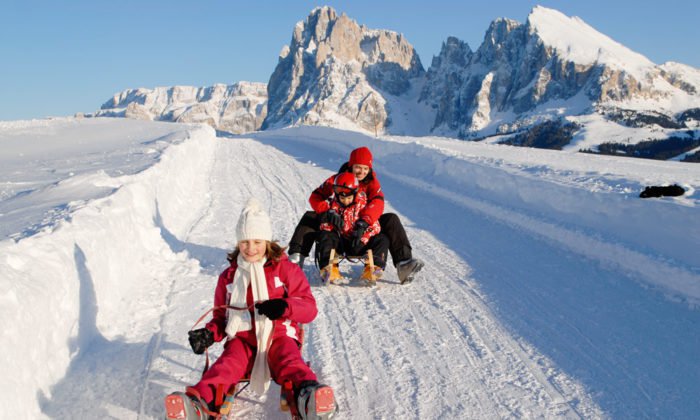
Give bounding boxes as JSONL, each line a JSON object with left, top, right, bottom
{"left": 1, "top": 0, "right": 698, "bottom": 121}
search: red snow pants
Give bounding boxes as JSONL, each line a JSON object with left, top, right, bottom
{"left": 190, "top": 335, "right": 317, "bottom": 403}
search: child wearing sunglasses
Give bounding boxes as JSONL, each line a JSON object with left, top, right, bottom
{"left": 315, "top": 172, "right": 389, "bottom": 284}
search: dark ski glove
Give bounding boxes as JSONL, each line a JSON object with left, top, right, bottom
{"left": 255, "top": 299, "right": 289, "bottom": 320}
{"left": 188, "top": 328, "right": 214, "bottom": 355}
{"left": 350, "top": 220, "right": 369, "bottom": 252}
{"left": 321, "top": 209, "right": 344, "bottom": 232}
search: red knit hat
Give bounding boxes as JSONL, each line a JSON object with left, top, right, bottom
{"left": 349, "top": 147, "right": 373, "bottom": 168}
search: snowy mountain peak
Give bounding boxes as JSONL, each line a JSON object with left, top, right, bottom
{"left": 299, "top": 6, "right": 338, "bottom": 50}
{"left": 484, "top": 17, "right": 521, "bottom": 44}
{"left": 309, "top": 5, "right": 335, "bottom": 16}
{"left": 432, "top": 36, "right": 472, "bottom": 69}
{"left": 263, "top": 6, "right": 424, "bottom": 132}
{"left": 526, "top": 6, "right": 655, "bottom": 77}
{"left": 420, "top": 5, "right": 700, "bottom": 146}
{"left": 90, "top": 6, "right": 698, "bottom": 160}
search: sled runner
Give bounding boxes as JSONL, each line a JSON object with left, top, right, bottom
{"left": 214, "top": 373, "right": 335, "bottom": 420}
{"left": 319, "top": 249, "right": 380, "bottom": 287}
{"left": 167, "top": 380, "right": 326, "bottom": 420}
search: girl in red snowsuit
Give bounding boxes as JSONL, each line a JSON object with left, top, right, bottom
{"left": 165, "top": 198, "right": 335, "bottom": 420}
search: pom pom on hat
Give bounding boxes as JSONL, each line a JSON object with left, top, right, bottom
{"left": 349, "top": 147, "right": 373, "bottom": 168}
{"left": 236, "top": 197, "right": 272, "bottom": 241}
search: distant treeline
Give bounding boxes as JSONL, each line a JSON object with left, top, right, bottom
{"left": 499, "top": 120, "right": 579, "bottom": 150}
{"left": 602, "top": 107, "right": 700, "bottom": 129}
{"left": 581, "top": 135, "right": 700, "bottom": 162}
{"left": 486, "top": 109, "right": 700, "bottom": 162}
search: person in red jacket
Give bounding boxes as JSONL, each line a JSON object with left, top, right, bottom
{"left": 289, "top": 146, "right": 423, "bottom": 284}
{"left": 165, "top": 198, "right": 336, "bottom": 420}
{"left": 315, "top": 172, "right": 389, "bottom": 284}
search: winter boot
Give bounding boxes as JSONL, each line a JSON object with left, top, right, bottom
{"left": 360, "top": 263, "right": 383, "bottom": 285}
{"left": 320, "top": 262, "right": 341, "bottom": 284}
{"left": 296, "top": 380, "right": 336, "bottom": 419}
{"left": 164, "top": 391, "right": 208, "bottom": 420}
{"left": 396, "top": 258, "right": 424, "bottom": 285}
{"left": 289, "top": 252, "right": 305, "bottom": 268}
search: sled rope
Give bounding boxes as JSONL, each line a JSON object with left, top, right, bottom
{"left": 190, "top": 304, "right": 254, "bottom": 373}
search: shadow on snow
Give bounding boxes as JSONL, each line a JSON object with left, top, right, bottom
{"left": 251, "top": 131, "right": 700, "bottom": 418}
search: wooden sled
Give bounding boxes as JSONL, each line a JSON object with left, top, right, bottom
{"left": 321, "top": 248, "right": 379, "bottom": 286}
{"left": 215, "top": 378, "right": 301, "bottom": 419}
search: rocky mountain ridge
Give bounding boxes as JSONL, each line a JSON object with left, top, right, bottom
{"left": 420, "top": 6, "right": 700, "bottom": 138}
{"left": 262, "top": 6, "right": 425, "bottom": 133}
{"left": 95, "top": 6, "right": 700, "bottom": 161}
{"left": 95, "top": 82, "right": 267, "bottom": 134}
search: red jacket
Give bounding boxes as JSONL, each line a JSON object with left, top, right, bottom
{"left": 309, "top": 165, "right": 384, "bottom": 224}
{"left": 205, "top": 255, "right": 316, "bottom": 345}
{"left": 319, "top": 190, "right": 381, "bottom": 245}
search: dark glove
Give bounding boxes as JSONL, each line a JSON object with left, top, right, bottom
{"left": 321, "top": 209, "right": 344, "bottom": 232}
{"left": 350, "top": 220, "right": 369, "bottom": 251}
{"left": 188, "top": 328, "right": 214, "bottom": 355}
{"left": 255, "top": 299, "right": 289, "bottom": 320}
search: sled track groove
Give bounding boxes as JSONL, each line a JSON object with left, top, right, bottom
{"left": 306, "top": 282, "right": 374, "bottom": 415}
{"left": 410, "top": 226, "right": 591, "bottom": 418}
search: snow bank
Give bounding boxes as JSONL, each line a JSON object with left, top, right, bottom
{"left": 0, "top": 122, "right": 218, "bottom": 418}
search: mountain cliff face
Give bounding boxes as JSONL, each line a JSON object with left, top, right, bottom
{"left": 420, "top": 6, "right": 700, "bottom": 144}
{"left": 96, "top": 83, "right": 267, "bottom": 134}
{"left": 262, "top": 6, "right": 424, "bottom": 132}
{"left": 420, "top": 6, "right": 700, "bottom": 139}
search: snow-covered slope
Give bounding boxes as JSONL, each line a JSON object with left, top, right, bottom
{"left": 1, "top": 118, "right": 699, "bottom": 419}
{"left": 0, "top": 118, "right": 218, "bottom": 418}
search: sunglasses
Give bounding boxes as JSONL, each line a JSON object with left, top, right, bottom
{"left": 334, "top": 187, "right": 356, "bottom": 198}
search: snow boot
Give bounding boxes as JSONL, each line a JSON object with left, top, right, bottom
{"left": 397, "top": 258, "right": 424, "bottom": 284}
{"left": 320, "top": 262, "right": 341, "bottom": 284}
{"left": 296, "top": 380, "right": 336, "bottom": 419}
{"left": 289, "top": 252, "right": 305, "bottom": 268}
{"left": 164, "top": 391, "right": 208, "bottom": 420}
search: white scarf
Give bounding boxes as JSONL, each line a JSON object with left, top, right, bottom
{"left": 225, "top": 254, "right": 274, "bottom": 395}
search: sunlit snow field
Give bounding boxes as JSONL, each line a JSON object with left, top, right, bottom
{"left": 1, "top": 117, "right": 698, "bottom": 419}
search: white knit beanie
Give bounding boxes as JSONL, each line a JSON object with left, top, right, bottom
{"left": 236, "top": 197, "right": 272, "bottom": 242}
